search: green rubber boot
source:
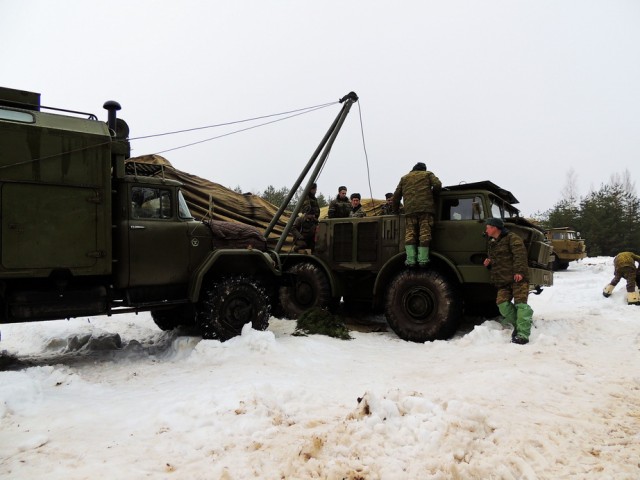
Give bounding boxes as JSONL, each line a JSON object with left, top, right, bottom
{"left": 417, "top": 247, "right": 430, "bottom": 266}
{"left": 497, "top": 301, "right": 516, "bottom": 328}
{"left": 405, "top": 245, "right": 417, "bottom": 266}
{"left": 514, "top": 303, "right": 533, "bottom": 343}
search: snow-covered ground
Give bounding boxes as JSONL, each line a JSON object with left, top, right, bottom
{"left": 1, "top": 257, "right": 639, "bottom": 479}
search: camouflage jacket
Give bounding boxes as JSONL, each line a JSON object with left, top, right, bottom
{"left": 349, "top": 205, "right": 366, "bottom": 218}
{"left": 293, "top": 214, "right": 318, "bottom": 239}
{"left": 380, "top": 203, "right": 393, "bottom": 215}
{"left": 328, "top": 196, "right": 351, "bottom": 218}
{"left": 392, "top": 170, "right": 442, "bottom": 215}
{"left": 301, "top": 194, "right": 320, "bottom": 218}
{"left": 613, "top": 252, "right": 640, "bottom": 270}
{"left": 487, "top": 230, "right": 529, "bottom": 286}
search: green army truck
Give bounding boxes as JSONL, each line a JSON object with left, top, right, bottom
{"left": 545, "top": 227, "right": 586, "bottom": 270}
{"left": 0, "top": 86, "right": 358, "bottom": 343}
{"left": 0, "top": 87, "right": 285, "bottom": 341}
{"left": 277, "top": 182, "right": 554, "bottom": 342}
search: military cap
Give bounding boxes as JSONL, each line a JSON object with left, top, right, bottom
{"left": 485, "top": 217, "right": 505, "bottom": 229}
{"left": 412, "top": 162, "right": 427, "bottom": 171}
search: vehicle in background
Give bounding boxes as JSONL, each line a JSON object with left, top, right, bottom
{"left": 545, "top": 227, "right": 586, "bottom": 270}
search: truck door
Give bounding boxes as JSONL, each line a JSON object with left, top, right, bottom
{"left": 127, "top": 186, "right": 190, "bottom": 286}
{"left": 432, "top": 195, "right": 488, "bottom": 278}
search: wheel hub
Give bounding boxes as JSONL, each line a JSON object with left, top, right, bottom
{"left": 403, "top": 287, "right": 435, "bottom": 322}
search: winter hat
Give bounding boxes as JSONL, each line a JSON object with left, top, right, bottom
{"left": 485, "top": 217, "right": 504, "bottom": 229}
{"left": 350, "top": 193, "right": 361, "bottom": 200}
{"left": 385, "top": 192, "right": 393, "bottom": 199}
{"left": 412, "top": 162, "right": 427, "bottom": 171}
{"left": 338, "top": 186, "right": 347, "bottom": 192}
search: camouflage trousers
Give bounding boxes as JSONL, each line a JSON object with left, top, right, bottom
{"left": 495, "top": 281, "right": 530, "bottom": 305}
{"left": 405, "top": 213, "right": 434, "bottom": 247}
{"left": 610, "top": 266, "right": 637, "bottom": 293}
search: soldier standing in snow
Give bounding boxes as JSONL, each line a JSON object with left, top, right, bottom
{"left": 602, "top": 252, "right": 640, "bottom": 305}
{"left": 483, "top": 217, "right": 533, "bottom": 345}
{"left": 392, "top": 162, "right": 441, "bottom": 266}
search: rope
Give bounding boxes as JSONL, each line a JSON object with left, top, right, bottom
{"left": 0, "top": 100, "right": 339, "bottom": 170}
{"left": 357, "top": 101, "right": 377, "bottom": 213}
{"left": 131, "top": 101, "right": 337, "bottom": 140}
{"left": 150, "top": 104, "right": 334, "bottom": 156}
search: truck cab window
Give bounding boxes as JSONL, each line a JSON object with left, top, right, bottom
{"left": 178, "top": 191, "right": 193, "bottom": 219}
{"left": 131, "top": 187, "right": 172, "bottom": 219}
{"left": 441, "top": 196, "right": 484, "bottom": 220}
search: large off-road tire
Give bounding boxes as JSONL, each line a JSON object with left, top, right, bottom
{"left": 198, "top": 276, "right": 270, "bottom": 341}
{"left": 151, "top": 305, "right": 196, "bottom": 331}
{"left": 385, "top": 269, "right": 462, "bottom": 342}
{"left": 278, "top": 263, "right": 334, "bottom": 319}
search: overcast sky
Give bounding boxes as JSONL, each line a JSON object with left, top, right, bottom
{"left": 2, "top": 0, "right": 639, "bottom": 215}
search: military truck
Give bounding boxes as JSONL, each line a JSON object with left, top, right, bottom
{"left": 545, "top": 227, "right": 586, "bottom": 270}
{"left": 277, "top": 182, "right": 554, "bottom": 342}
{"left": 0, "top": 87, "right": 360, "bottom": 343}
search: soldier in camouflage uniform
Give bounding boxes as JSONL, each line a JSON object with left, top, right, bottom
{"left": 328, "top": 186, "right": 351, "bottom": 218}
{"left": 602, "top": 251, "right": 640, "bottom": 305}
{"left": 292, "top": 210, "right": 318, "bottom": 252}
{"left": 379, "top": 193, "right": 394, "bottom": 215}
{"left": 349, "top": 193, "right": 366, "bottom": 218}
{"left": 300, "top": 183, "right": 320, "bottom": 219}
{"left": 392, "top": 162, "right": 441, "bottom": 266}
{"left": 483, "top": 217, "right": 533, "bottom": 344}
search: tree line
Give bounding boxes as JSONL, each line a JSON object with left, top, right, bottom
{"left": 233, "top": 185, "right": 329, "bottom": 212}
{"left": 531, "top": 169, "right": 640, "bottom": 257}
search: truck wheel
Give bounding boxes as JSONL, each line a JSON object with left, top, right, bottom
{"left": 279, "top": 263, "right": 333, "bottom": 319}
{"left": 385, "top": 270, "right": 462, "bottom": 342}
{"left": 151, "top": 306, "right": 196, "bottom": 331}
{"left": 198, "top": 276, "right": 270, "bottom": 341}
{"left": 552, "top": 257, "right": 570, "bottom": 271}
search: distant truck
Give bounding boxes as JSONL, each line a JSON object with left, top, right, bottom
{"left": 545, "top": 227, "right": 586, "bottom": 270}
{"left": 277, "top": 182, "right": 554, "bottom": 342}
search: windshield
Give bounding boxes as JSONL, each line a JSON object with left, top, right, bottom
{"left": 178, "top": 190, "right": 193, "bottom": 219}
{"left": 489, "top": 195, "right": 520, "bottom": 220}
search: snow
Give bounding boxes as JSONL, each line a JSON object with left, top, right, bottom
{"left": 1, "top": 257, "right": 640, "bottom": 479}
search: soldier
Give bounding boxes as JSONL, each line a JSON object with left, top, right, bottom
{"left": 292, "top": 209, "right": 318, "bottom": 252}
{"left": 483, "top": 217, "right": 533, "bottom": 345}
{"left": 300, "top": 183, "right": 320, "bottom": 219}
{"left": 393, "top": 162, "right": 441, "bottom": 266}
{"left": 603, "top": 251, "right": 640, "bottom": 305}
{"left": 349, "top": 193, "right": 366, "bottom": 218}
{"left": 379, "top": 193, "right": 394, "bottom": 215}
{"left": 328, "top": 186, "right": 351, "bottom": 218}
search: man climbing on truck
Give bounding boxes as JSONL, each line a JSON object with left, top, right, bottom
{"left": 392, "top": 162, "right": 441, "bottom": 266}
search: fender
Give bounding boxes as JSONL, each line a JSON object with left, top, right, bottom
{"left": 281, "top": 253, "right": 342, "bottom": 298}
{"left": 373, "top": 251, "right": 464, "bottom": 300}
{"left": 188, "top": 248, "right": 281, "bottom": 302}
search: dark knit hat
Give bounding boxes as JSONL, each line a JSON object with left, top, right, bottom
{"left": 485, "top": 217, "right": 504, "bottom": 229}
{"left": 385, "top": 192, "right": 393, "bottom": 199}
{"left": 412, "top": 162, "right": 427, "bottom": 171}
{"left": 338, "top": 186, "right": 347, "bottom": 192}
{"left": 350, "top": 193, "right": 361, "bottom": 200}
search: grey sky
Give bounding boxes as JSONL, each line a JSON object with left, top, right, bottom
{"left": 2, "top": 0, "right": 639, "bottom": 215}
